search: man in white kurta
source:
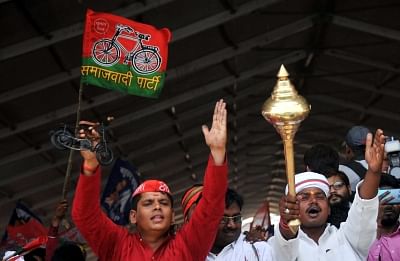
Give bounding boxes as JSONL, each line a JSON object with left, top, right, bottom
{"left": 192, "top": 188, "right": 274, "bottom": 261}
{"left": 268, "top": 129, "right": 385, "bottom": 261}
{"left": 269, "top": 181, "right": 378, "bottom": 261}
{"left": 207, "top": 232, "right": 273, "bottom": 261}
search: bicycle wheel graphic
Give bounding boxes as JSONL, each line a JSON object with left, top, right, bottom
{"left": 92, "top": 39, "right": 121, "bottom": 67}
{"left": 132, "top": 49, "right": 161, "bottom": 74}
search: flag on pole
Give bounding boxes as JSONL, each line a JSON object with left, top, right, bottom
{"left": 1, "top": 202, "right": 47, "bottom": 251}
{"left": 81, "top": 9, "right": 171, "bottom": 98}
{"left": 101, "top": 158, "right": 141, "bottom": 225}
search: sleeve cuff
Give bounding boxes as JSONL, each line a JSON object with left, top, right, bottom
{"left": 354, "top": 180, "right": 379, "bottom": 207}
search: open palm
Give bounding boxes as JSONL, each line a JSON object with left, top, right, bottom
{"left": 202, "top": 99, "right": 227, "bottom": 165}
{"left": 365, "top": 129, "right": 385, "bottom": 173}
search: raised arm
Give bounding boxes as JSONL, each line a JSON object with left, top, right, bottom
{"left": 202, "top": 99, "right": 227, "bottom": 165}
{"left": 181, "top": 99, "right": 228, "bottom": 259}
{"left": 71, "top": 121, "right": 123, "bottom": 258}
{"left": 45, "top": 200, "right": 68, "bottom": 261}
{"left": 341, "top": 129, "right": 385, "bottom": 259}
{"left": 359, "top": 129, "right": 385, "bottom": 199}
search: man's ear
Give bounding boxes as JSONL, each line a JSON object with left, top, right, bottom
{"left": 130, "top": 209, "right": 137, "bottom": 224}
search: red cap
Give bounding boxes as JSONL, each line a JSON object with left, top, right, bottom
{"left": 132, "top": 180, "right": 171, "bottom": 198}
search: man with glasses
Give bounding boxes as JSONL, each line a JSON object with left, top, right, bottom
{"left": 269, "top": 129, "right": 385, "bottom": 261}
{"left": 208, "top": 188, "right": 273, "bottom": 260}
{"left": 184, "top": 188, "right": 274, "bottom": 260}
{"left": 326, "top": 171, "right": 352, "bottom": 228}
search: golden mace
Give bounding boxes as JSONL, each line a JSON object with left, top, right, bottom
{"left": 261, "top": 65, "right": 310, "bottom": 233}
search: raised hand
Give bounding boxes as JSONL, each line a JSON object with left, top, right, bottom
{"left": 51, "top": 200, "right": 68, "bottom": 227}
{"left": 202, "top": 99, "right": 227, "bottom": 165}
{"left": 78, "top": 120, "right": 100, "bottom": 171}
{"left": 244, "top": 225, "right": 268, "bottom": 243}
{"left": 365, "top": 129, "right": 385, "bottom": 174}
{"left": 278, "top": 195, "right": 299, "bottom": 239}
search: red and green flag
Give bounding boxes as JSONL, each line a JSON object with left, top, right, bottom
{"left": 81, "top": 9, "right": 171, "bottom": 98}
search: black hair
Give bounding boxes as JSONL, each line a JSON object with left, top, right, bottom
{"left": 304, "top": 144, "right": 339, "bottom": 175}
{"left": 131, "top": 192, "right": 174, "bottom": 210}
{"left": 51, "top": 242, "right": 86, "bottom": 261}
{"left": 326, "top": 170, "right": 350, "bottom": 186}
{"left": 379, "top": 174, "right": 400, "bottom": 189}
{"left": 226, "top": 188, "right": 244, "bottom": 210}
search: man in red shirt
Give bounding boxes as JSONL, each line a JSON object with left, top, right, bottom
{"left": 72, "top": 99, "right": 228, "bottom": 260}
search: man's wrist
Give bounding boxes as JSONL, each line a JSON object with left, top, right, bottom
{"left": 210, "top": 148, "right": 226, "bottom": 165}
{"left": 82, "top": 160, "right": 99, "bottom": 175}
{"left": 279, "top": 218, "right": 296, "bottom": 239}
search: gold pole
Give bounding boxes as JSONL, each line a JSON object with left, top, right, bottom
{"left": 261, "top": 65, "right": 310, "bottom": 233}
{"left": 283, "top": 138, "right": 295, "bottom": 195}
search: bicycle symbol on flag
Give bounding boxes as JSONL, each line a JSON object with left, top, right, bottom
{"left": 92, "top": 24, "right": 162, "bottom": 75}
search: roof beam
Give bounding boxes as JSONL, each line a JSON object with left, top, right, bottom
{"left": 0, "top": 0, "right": 175, "bottom": 61}
{"left": 0, "top": 51, "right": 305, "bottom": 186}
{"left": 0, "top": 50, "right": 306, "bottom": 139}
{"left": 315, "top": 70, "right": 400, "bottom": 99}
{"left": 0, "top": 0, "right": 280, "bottom": 61}
{"left": 331, "top": 15, "right": 400, "bottom": 42}
{"left": 323, "top": 49, "right": 400, "bottom": 73}
{"left": 0, "top": 15, "right": 314, "bottom": 104}
{"left": 309, "top": 94, "right": 400, "bottom": 122}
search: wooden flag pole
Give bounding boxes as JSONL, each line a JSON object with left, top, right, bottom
{"left": 62, "top": 83, "right": 84, "bottom": 199}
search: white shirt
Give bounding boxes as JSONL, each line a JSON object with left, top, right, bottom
{"left": 207, "top": 233, "right": 274, "bottom": 261}
{"left": 268, "top": 181, "right": 378, "bottom": 261}
{"left": 339, "top": 159, "right": 367, "bottom": 191}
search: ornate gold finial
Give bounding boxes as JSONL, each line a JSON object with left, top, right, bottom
{"left": 262, "top": 65, "right": 310, "bottom": 139}
{"left": 277, "top": 64, "right": 289, "bottom": 78}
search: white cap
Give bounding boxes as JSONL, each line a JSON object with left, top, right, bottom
{"left": 285, "top": 172, "right": 330, "bottom": 197}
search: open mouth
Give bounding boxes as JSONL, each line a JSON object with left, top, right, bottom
{"left": 306, "top": 206, "right": 321, "bottom": 218}
{"left": 151, "top": 215, "right": 164, "bottom": 222}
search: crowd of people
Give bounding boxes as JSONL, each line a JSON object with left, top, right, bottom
{"left": 2, "top": 100, "right": 399, "bottom": 261}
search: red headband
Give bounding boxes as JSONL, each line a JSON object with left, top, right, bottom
{"left": 132, "top": 180, "right": 171, "bottom": 198}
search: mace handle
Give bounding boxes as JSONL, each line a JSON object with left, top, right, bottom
{"left": 283, "top": 138, "right": 301, "bottom": 234}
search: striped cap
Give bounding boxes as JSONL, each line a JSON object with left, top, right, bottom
{"left": 285, "top": 172, "right": 330, "bottom": 197}
{"left": 181, "top": 185, "right": 203, "bottom": 218}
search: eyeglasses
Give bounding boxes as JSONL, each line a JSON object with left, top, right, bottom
{"left": 220, "top": 214, "right": 242, "bottom": 224}
{"left": 329, "top": 181, "right": 345, "bottom": 190}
